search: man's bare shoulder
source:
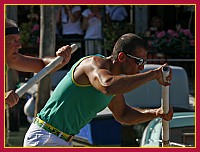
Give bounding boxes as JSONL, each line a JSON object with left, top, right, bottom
{"left": 74, "top": 56, "right": 110, "bottom": 85}
{"left": 80, "top": 55, "right": 109, "bottom": 69}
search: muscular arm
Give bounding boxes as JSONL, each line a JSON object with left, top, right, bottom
{"left": 6, "top": 53, "right": 45, "bottom": 73}
{"left": 6, "top": 53, "right": 64, "bottom": 73}
{"left": 6, "top": 45, "right": 71, "bottom": 73}
{"left": 76, "top": 56, "right": 171, "bottom": 95}
{"left": 74, "top": 57, "right": 173, "bottom": 124}
{"left": 108, "top": 95, "right": 173, "bottom": 125}
{"left": 85, "top": 58, "right": 161, "bottom": 95}
{"left": 98, "top": 70, "right": 158, "bottom": 95}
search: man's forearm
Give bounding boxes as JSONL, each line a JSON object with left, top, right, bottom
{"left": 105, "top": 70, "right": 159, "bottom": 95}
{"left": 118, "top": 106, "right": 158, "bottom": 125}
{"left": 7, "top": 53, "right": 45, "bottom": 73}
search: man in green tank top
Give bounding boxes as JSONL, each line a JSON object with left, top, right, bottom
{"left": 5, "top": 18, "right": 72, "bottom": 108}
{"left": 23, "top": 33, "right": 173, "bottom": 147}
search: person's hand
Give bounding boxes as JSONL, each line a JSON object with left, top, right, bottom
{"left": 56, "top": 45, "right": 72, "bottom": 65}
{"left": 154, "top": 63, "right": 172, "bottom": 86}
{"left": 5, "top": 90, "right": 19, "bottom": 108}
{"left": 155, "top": 106, "right": 174, "bottom": 121}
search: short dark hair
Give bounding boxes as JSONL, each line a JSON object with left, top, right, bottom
{"left": 112, "top": 33, "right": 148, "bottom": 60}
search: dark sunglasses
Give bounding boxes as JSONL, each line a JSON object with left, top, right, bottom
{"left": 126, "top": 53, "right": 147, "bottom": 66}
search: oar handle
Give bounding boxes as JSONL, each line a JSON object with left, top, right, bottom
{"left": 15, "top": 44, "right": 78, "bottom": 98}
{"left": 161, "top": 66, "right": 170, "bottom": 147}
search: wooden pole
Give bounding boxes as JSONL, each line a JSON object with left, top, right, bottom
{"left": 34, "top": 6, "right": 55, "bottom": 114}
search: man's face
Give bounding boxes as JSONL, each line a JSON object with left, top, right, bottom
{"left": 124, "top": 48, "right": 147, "bottom": 74}
{"left": 6, "top": 34, "right": 21, "bottom": 54}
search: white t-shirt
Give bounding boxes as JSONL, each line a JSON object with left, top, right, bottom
{"left": 106, "top": 6, "right": 128, "bottom": 22}
{"left": 61, "top": 6, "right": 83, "bottom": 35}
{"left": 82, "top": 9, "right": 103, "bottom": 39}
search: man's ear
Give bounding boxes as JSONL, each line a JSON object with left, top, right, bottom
{"left": 118, "top": 52, "right": 126, "bottom": 62}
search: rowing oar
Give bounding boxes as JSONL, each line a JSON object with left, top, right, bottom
{"left": 161, "top": 66, "right": 170, "bottom": 147}
{"left": 15, "top": 44, "right": 78, "bottom": 98}
{"left": 5, "top": 45, "right": 78, "bottom": 134}
{"left": 5, "top": 44, "right": 78, "bottom": 110}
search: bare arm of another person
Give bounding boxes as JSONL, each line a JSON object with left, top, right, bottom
{"left": 65, "top": 6, "right": 81, "bottom": 23}
{"left": 6, "top": 45, "right": 72, "bottom": 73}
{"left": 5, "top": 45, "right": 72, "bottom": 108}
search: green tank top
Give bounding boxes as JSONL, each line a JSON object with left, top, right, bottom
{"left": 37, "top": 55, "right": 114, "bottom": 135}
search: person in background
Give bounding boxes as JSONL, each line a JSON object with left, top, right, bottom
{"left": 56, "top": 5, "right": 83, "bottom": 37}
{"left": 5, "top": 18, "right": 72, "bottom": 108}
{"left": 82, "top": 6, "right": 103, "bottom": 56}
{"left": 105, "top": 5, "right": 128, "bottom": 23}
{"left": 56, "top": 5, "right": 84, "bottom": 69}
